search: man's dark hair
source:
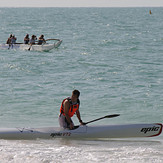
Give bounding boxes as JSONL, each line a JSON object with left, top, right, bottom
{"left": 72, "top": 90, "right": 80, "bottom": 98}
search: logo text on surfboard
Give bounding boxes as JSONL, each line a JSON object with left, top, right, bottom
{"left": 50, "top": 132, "right": 71, "bottom": 137}
{"left": 141, "top": 126, "right": 160, "bottom": 134}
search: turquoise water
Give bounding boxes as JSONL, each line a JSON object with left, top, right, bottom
{"left": 0, "top": 7, "right": 163, "bottom": 162}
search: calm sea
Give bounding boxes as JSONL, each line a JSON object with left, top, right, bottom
{"left": 0, "top": 7, "right": 163, "bottom": 162}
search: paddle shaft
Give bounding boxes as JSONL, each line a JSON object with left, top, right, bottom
{"left": 73, "top": 114, "right": 120, "bottom": 129}
{"left": 84, "top": 114, "right": 120, "bottom": 125}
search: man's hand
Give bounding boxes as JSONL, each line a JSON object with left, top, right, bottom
{"left": 80, "top": 120, "right": 86, "bottom": 125}
{"left": 70, "top": 123, "right": 74, "bottom": 129}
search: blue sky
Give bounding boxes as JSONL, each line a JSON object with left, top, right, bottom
{"left": 0, "top": 0, "right": 163, "bottom": 7}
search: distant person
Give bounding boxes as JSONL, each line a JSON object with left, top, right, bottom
{"left": 24, "top": 34, "right": 30, "bottom": 44}
{"left": 38, "top": 35, "right": 46, "bottom": 45}
{"left": 59, "top": 90, "right": 84, "bottom": 129}
{"left": 6, "top": 34, "right": 12, "bottom": 44}
{"left": 11, "top": 35, "right": 17, "bottom": 44}
{"left": 149, "top": 10, "right": 152, "bottom": 14}
{"left": 30, "top": 35, "right": 37, "bottom": 45}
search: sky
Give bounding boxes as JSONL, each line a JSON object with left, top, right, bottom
{"left": 0, "top": 0, "right": 163, "bottom": 7}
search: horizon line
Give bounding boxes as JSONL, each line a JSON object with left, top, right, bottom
{"left": 0, "top": 6, "right": 163, "bottom": 8}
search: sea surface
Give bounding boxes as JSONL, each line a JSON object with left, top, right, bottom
{"left": 0, "top": 7, "right": 163, "bottom": 163}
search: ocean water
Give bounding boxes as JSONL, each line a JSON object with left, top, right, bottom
{"left": 0, "top": 7, "right": 163, "bottom": 162}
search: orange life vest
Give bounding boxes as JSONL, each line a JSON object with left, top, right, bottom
{"left": 60, "top": 97, "right": 80, "bottom": 117}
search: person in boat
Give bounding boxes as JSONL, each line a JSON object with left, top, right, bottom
{"left": 38, "top": 35, "right": 46, "bottom": 45}
{"left": 59, "top": 90, "right": 84, "bottom": 129}
{"left": 24, "top": 34, "right": 30, "bottom": 44}
{"left": 29, "top": 35, "right": 37, "bottom": 45}
{"left": 11, "top": 35, "right": 17, "bottom": 44}
{"left": 6, "top": 34, "right": 12, "bottom": 44}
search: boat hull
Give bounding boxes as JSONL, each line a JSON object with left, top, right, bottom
{"left": 0, "top": 123, "right": 162, "bottom": 140}
{"left": 0, "top": 40, "right": 62, "bottom": 51}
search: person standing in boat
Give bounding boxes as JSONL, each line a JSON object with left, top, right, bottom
{"left": 38, "top": 35, "right": 46, "bottom": 45}
{"left": 24, "top": 34, "right": 30, "bottom": 44}
{"left": 59, "top": 90, "right": 84, "bottom": 129}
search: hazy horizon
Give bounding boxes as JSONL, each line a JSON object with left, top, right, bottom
{"left": 0, "top": 0, "right": 163, "bottom": 8}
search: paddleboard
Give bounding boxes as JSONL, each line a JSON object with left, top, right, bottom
{"left": 0, "top": 123, "right": 162, "bottom": 140}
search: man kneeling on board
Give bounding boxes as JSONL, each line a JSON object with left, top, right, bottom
{"left": 59, "top": 90, "right": 84, "bottom": 129}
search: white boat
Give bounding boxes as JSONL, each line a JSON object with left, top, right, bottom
{"left": 0, "top": 39, "right": 62, "bottom": 51}
{"left": 0, "top": 123, "right": 162, "bottom": 140}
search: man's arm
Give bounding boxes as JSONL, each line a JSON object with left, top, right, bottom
{"left": 76, "top": 109, "right": 84, "bottom": 125}
{"left": 64, "top": 100, "right": 72, "bottom": 124}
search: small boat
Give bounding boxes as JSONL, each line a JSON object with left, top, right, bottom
{"left": 0, "top": 123, "right": 162, "bottom": 140}
{"left": 0, "top": 39, "right": 62, "bottom": 52}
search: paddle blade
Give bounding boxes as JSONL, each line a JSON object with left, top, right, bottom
{"left": 105, "top": 114, "right": 120, "bottom": 118}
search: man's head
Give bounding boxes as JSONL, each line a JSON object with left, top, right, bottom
{"left": 71, "top": 90, "right": 80, "bottom": 101}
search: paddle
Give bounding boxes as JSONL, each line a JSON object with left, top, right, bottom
{"left": 28, "top": 44, "right": 32, "bottom": 51}
{"left": 8, "top": 44, "right": 11, "bottom": 49}
{"left": 45, "top": 38, "right": 60, "bottom": 41}
{"left": 8, "top": 43, "right": 13, "bottom": 49}
{"left": 73, "top": 114, "right": 120, "bottom": 129}
{"left": 83, "top": 114, "right": 120, "bottom": 125}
